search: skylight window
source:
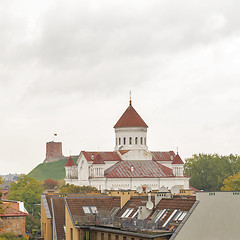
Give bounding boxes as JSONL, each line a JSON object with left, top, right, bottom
{"left": 110, "top": 207, "right": 120, "bottom": 217}
{"left": 162, "top": 209, "right": 178, "bottom": 228}
{"left": 178, "top": 212, "right": 188, "bottom": 221}
{"left": 173, "top": 211, "right": 182, "bottom": 221}
{"left": 121, "top": 208, "right": 134, "bottom": 218}
{"left": 82, "top": 206, "right": 98, "bottom": 214}
{"left": 151, "top": 209, "right": 168, "bottom": 223}
{"left": 131, "top": 209, "right": 139, "bottom": 218}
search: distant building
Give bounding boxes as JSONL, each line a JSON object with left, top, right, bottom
{"left": 65, "top": 100, "right": 189, "bottom": 191}
{"left": 44, "top": 141, "right": 64, "bottom": 163}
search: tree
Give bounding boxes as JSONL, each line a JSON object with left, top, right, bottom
{"left": 59, "top": 184, "right": 97, "bottom": 193}
{"left": 184, "top": 154, "right": 240, "bottom": 191}
{"left": 221, "top": 172, "right": 240, "bottom": 191}
{"left": 8, "top": 175, "right": 43, "bottom": 216}
{"left": 43, "top": 178, "right": 58, "bottom": 189}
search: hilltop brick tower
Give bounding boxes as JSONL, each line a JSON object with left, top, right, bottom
{"left": 44, "top": 141, "right": 64, "bottom": 163}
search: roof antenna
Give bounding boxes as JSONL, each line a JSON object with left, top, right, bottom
{"left": 129, "top": 90, "right": 132, "bottom": 106}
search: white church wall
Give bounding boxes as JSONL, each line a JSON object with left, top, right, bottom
{"left": 114, "top": 127, "right": 148, "bottom": 151}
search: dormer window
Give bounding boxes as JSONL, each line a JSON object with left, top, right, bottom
{"left": 135, "top": 137, "right": 138, "bottom": 144}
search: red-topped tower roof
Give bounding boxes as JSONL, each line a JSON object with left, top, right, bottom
{"left": 65, "top": 156, "right": 76, "bottom": 167}
{"left": 114, "top": 101, "right": 148, "bottom": 128}
{"left": 172, "top": 154, "right": 184, "bottom": 165}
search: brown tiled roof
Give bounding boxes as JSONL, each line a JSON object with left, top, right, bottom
{"left": 0, "top": 202, "right": 27, "bottom": 217}
{"left": 151, "top": 151, "right": 176, "bottom": 161}
{"left": 82, "top": 151, "right": 121, "bottom": 162}
{"left": 172, "top": 154, "right": 184, "bottom": 165}
{"left": 114, "top": 103, "right": 148, "bottom": 128}
{"left": 66, "top": 196, "right": 121, "bottom": 217}
{"left": 52, "top": 198, "right": 65, "bottom": 240}
{"left": 92, "top": 154, "right": 105, "bottom": 165}
{"left": 105, "top": 160, "right": 174, "bottom": 178}
{"left": 65, "top": 156, "right": 76, "bottom": 167}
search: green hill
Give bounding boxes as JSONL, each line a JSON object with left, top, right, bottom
{"left": 28, "top": 157, "right": 78, "bottom": 181}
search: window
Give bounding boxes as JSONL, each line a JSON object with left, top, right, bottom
{"left": 140, "top": 137, "right": 143, "bottom": 145}
{"left": 119, "top": 138, "right": 121, "bottom": 145}
{"left": 121, "top": 208, "right": 134, "bottom": 218}
{"left": 115, "top": 235, "right": 119, "bottom": 240}
{"left": 144, "top": 137, "right": 146, "bottom": 145}
{"left": 178, "top": 212, "right": 187, "bottom": 221}
{"left": 101, "top": 233, "right": 104, "bottom": 240}
{"left": 131, "top": 209, "right": 139, "bottom": 218}
{"left": 162, "top": 209, "right": 178, "bottom": 228}
{"left": 129, "top": 137, "right": 132, "bottom": 145}
{"left": 116, "top": 138, "right": 117, "bottom": 145}
{"left": 108, "top": 234, "right": 111, "bottom": 240}
{"left": 124, "top": 137, "right": 126, "bottom": 145}
{"left": 82, "top": 206, "right": 98, "bottom": 214}
{"left": 110, "top": 207, "right": 120, "bottom": 217}
{"left": 151, "top": 209, "right": 168, "bottom": 222}
{"left": 70, "top": 228, "right": 73, "bottom": 240}
{"left": 123, "top": 237, "right": 127, "bottom": 240}
{"left": 174, "top": 211, "right": 182, "bottom": 221}
{"left": 135, "top": 137, "right": 138, "bottom": 144}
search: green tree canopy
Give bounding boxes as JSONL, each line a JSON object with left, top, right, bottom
{"left": 221, "top": 172, "right": 240, "bottom": 191}
{"left": 184, "top": 154, "right": 240, "bottom": 191}
{"left": 59, "top": 184, "right": 97, "bottom": 193}
{"left": 8, "top": 175, "right": 43, "bottom": 215}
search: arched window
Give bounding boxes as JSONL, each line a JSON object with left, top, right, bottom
{"left": 135, "top": 137, "right": 138, "bottom": 144}
{"left": 119, "top": 138, "right": 121, "bottom": 145}
{"left": 129, "top": 137, "right": 132, "bottom": 145}
{"left": 116, "top": 138, "right": 117, "bottom": 145}
{"left": 124, "top": 137, "right": 126, "bottom": 145}
{"left": 140, "top": 137, "right": 143, "bottom": 145}
{"left": 144, "top": 137, "right": 146, "bottom": 145}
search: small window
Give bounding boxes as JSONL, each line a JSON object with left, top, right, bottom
{"left": 121, "top": 208, "right": 134, "bottom": 218}
{"left": 140, "top": 137, "right": 143, "bottom": 145}
{"left": 119, "top": 138, "right": 121, "bottom": 145}
{"left": 131, "top": 209, "right": 139, "bottom": 218}
{"left": 144, "top": 137, "right": 146, "bottom": 145}
{"left": 115, "top": 235, "right": 119, "bottom": 240}
{"left": 162, "top": 209, "right": 178, "bottom": 228}
{"left": 123, "top": 237, "right": 127, "bottom": 240}
{"left": 101, "top": 233, "right": 104, "bottom": 240}
{"left": 108, "top": 234, "right": 111, "bottom": 240}
{"left": 116, "top": 138, "right": 117, "bottom": 145}
{"left": 129, "top": 137, "right": 132, "bottom": 145}
{"left": 82, "top": 206, "right": 98, "bottom": 214}
{"left": 178, "top": 212, "right": 187, "bottom": 221}
{"left": 124, "top": 137, "right": 126, "bottom": 145}
{"left": 135, "top": 137, "right": 138, "bottom": 144}
{"left": 110, "top": 207, "right": 120, "bottom": 217}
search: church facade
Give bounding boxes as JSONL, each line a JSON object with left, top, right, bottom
{"left": 65, "top": 100, "right": 189, "bottom": 191}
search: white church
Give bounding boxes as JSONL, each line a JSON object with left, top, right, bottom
{"left": 65, "top": 100, "right": 189, "bottom": 191}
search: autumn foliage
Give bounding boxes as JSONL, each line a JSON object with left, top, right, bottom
{"left": 43, "top": 179, "right": 58, "bottom": 189}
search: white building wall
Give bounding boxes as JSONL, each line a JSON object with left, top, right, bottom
{"left": 114, "top": 127, "right": 148, "bottom": 151}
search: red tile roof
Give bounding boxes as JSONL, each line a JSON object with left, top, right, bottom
{"left": 114, "top": 103, "right": 148, "bottom": 128}
{"left": 65, "top": 156, "right": 76, "bottom": 167}
{"left": 152, "top": 151, "right": 176, "bottom": 161}
{"left": 105, "top": 160, "right": 174, "bottom": 178}
{"left": 172, "top": 154, "right": 184, "bottom": 165}
{"left": 92, "top": 154, "right": 105, "bottom": 164}
{"left": 82, "top": 151, "right": 121, "bottom": 162}
{"left": 0, "top": 202, "right": 28, "bottom": 217}
{"left": 189, "top": 186, "right": 199, "bottom": 192}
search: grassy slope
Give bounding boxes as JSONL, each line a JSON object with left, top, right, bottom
{"left": 28, "top": 158, "right": 78, "bottom": 181}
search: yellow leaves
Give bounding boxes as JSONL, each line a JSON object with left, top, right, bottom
{"left": 221, "top": 172, "right": 240, "bottom": 191}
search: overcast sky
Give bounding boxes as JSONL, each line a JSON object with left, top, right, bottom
{"left": 1, "top": 0, "right": 240, "bottom": 175}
